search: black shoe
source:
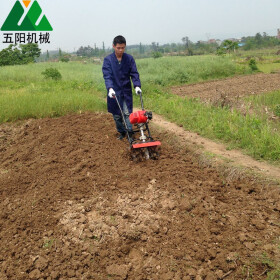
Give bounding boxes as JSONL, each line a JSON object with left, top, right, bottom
{"left": 128, "top": 131, "right": 135, "bottom": 141}
{"left": 117, "top": 133, "right": 126, "bottom": 140}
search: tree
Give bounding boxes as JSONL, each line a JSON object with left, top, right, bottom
{"left": 231, "top": 41, "right": 239, "bottom": 53}
{"left": 20, "top": 43, "right": 41, "bottom": 62}
{"left": 46, "top": 50, "right": 50, "bottom": 61}
{"left": 222, "top": 40, "right": 239, "bottom": 54}
{"left": 255, "top": 32, "right": 262, "bottom": 45}
{"left": 216, "top": 47, "right": 226, "bottom": 56}
{"left": 139, "top": 42, "right": 145, "bottom": 54}
{"left": 171, "top": 43, "right": 178, "bottom": 52}
{"left": 182, "top": 36, "right": 189, "bottom": 49}
{"left": 242, "top": 32, "right": 280, "bottom": 50}
{"left": 94, "top": 43, "right": 98, "bottom": 56}
{"left": 77, "top": 45, "right": 93, "bottom": 57}
{"left": 0, "top": 43, "right": 41, "bottom": 66}
{"left": 182, "top": 36, "right": 194, "bottom": 55}
{"left": 163, "top": 45, "right": 171, "bottom": 53}
{"left": 151, "top": 42, "right": 158, "bottom": 52}
{"left": 0, "top": 44, "right": 21, "bottom": 66}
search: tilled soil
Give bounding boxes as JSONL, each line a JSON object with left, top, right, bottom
{"left": 0, "top": 113, "right": 279, "bottom": 280}
{"left": 171, "top": 72, "right": 280, "bottom": 103}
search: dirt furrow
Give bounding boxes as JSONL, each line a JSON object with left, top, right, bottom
{"left": 171, "top": 72, "right": 280, "bottom": 103}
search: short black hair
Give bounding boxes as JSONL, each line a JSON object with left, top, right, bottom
{"left": 113, "top": 35, "right": 126, "bottom": 46}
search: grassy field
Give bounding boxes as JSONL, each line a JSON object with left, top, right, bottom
{"left": 0, "top": 63, "right": 106, "bottom": 123}
{"left": 245, "top": 90, "right": 280, "bottom": 112}
{"left": 233, "top": 47, "right": 280, "bottom": 73}
{"left": 1, "top": 54, "right": 280, "bottom": 163}
{"left": 143, "top": 90, "right": 280, "bottom": 162}
{"left": 138, "top": 56, "right": 280, "bottom": 162}
{"left": 234, "top": 47, "right": 280, "bottom": 59}
{"left": 258, "top": 62, "right": 280, "bottom": 73}
{"left": 137, "top": 55, "right": 248, "bottom": 86}
{"left": 0, "top": 55, "right": 247, "bottom": 122}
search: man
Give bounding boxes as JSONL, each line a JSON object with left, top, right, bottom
{"left": 102, "top": 35, "right": 142, "bottom": 140}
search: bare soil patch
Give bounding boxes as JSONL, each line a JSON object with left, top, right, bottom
{"left": 171, "top": 73, "right": 280, "bottom": 104}
{"left": 0, "top": 113, "right": 279, "bottom": 280}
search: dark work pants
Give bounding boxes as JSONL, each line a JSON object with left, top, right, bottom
{"left": 113, "top": 101, "right": 132, "bottom": 135}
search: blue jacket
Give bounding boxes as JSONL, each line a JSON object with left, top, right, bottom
{"left": 102, "top": 52, "right": 141, "bottom": 115}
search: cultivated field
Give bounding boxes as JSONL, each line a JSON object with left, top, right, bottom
{"left": 0, "top": 53, "right": 280, "bottom": 279}
{"left": 0, "top": 113, "right": 279, "bottom": 280}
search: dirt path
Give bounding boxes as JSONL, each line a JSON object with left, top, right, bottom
{"left": 0, "top": 113, "right": 279, "bottom": 280}
{"left": 151, "top": 112, "right": 280, "bottom": 182}
{"left": 171, "top": 72, "right": 280, "bottom": 103}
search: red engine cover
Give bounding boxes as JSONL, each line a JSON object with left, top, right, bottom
{"left": 129, "top": 111, "right": 148, "bottom": 124}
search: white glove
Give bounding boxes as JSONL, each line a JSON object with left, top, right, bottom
{"left": 108, "top": 88, "right": 115, "bottom": 98}
{"left": 135, "top": 87, "right": 142, "bottom": 95}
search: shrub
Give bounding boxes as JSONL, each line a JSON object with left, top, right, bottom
{"left": 60, "top": 56, "right": 70, "bottom": 63}
{"left": 174, "top": 71, "right": 190, "bottom": 84}
{"left": 41, "top": 68, "right": 62, "bottom": 80}
{"left": 216, "top": 47, "right": 226, "bottom": 56}
{"left": 152, "top": 52, "right": 163, "bottom": 59}
{"left": 249, "top": 58, "right": 259, "bottom": 71}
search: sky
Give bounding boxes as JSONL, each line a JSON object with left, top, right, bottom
{"left": 0, "top": 0, "right": 280, "bottom": 52}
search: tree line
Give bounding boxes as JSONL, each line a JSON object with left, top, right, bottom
{"left": 242, "top": 32, "right": 280, "bottom": 50}
{"left": 0, "top": 31, "right": 279, "bottom": 66}
{"left": 74, "top": 32, "right": 280, "bottom": 59}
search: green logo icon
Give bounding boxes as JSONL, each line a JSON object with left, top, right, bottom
{"left": 1, "top": 0, "right": 53, "bottom": 31}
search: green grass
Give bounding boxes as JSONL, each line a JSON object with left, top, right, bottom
{"left": 245, "top": 90, "right": 280, "bottom": 118}
{"left": 267, "top": 270, "right": 280, "bottom": 280}
{"left": 0, "top": 56, "right": 246, "bottom": 123}
{"left": 247, "top": 90, "right": 280, "bottom": 108}
{"left": 258, "top": 63, "right": 280, "bottom": 73}
{"left": 137, "top": 55, "right": 249, "bottom": 86}
{"left": 0, "top": 63, "right": 106, "bottom": 122}
{"left": 142, "top": 90, "right": 280, "bottom": 162}
{"left": 0, "top": 83, "right": 106, "bottom": 123}
{"left": 255, "top": 251, "right": 280, "bottom": 280}
{"left": 234, "top": 47, "right": 280, "bottom": 59}
{"left": 233, "top": 47, "right": 280, "bottom": 74}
